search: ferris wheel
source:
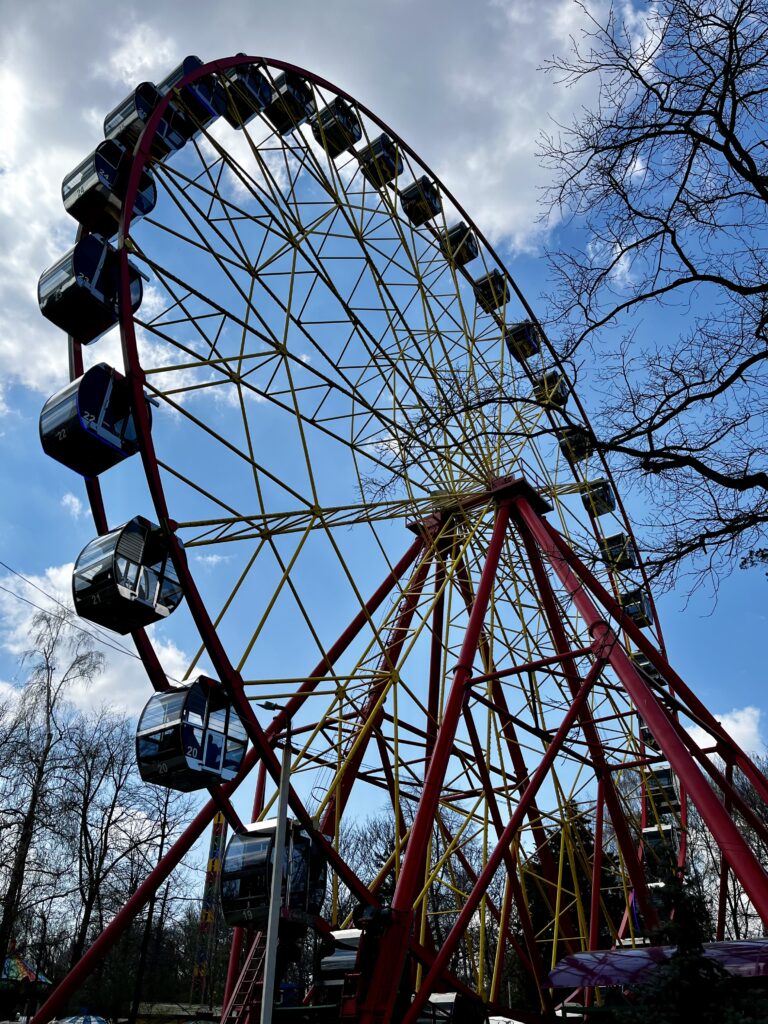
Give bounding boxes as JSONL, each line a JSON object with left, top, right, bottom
{"left": 33, "top": 55, "right": 768, "bottom": 1024}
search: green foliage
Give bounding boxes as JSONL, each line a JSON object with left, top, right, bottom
{"left": 604, "top": 878, "right": 768, "bottom": 1023}
{"left": 606, "top": 953, "right": 768, "bottom": 1024}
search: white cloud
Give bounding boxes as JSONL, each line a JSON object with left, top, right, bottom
{"left": 688, "top": 706, "right": 766, "bottom": 757}
{"left": 193, "top": 553, "right": 233, "bottom": 568}
{"left": 61, "top": 491, "right": 89, "bottom": 520}
{"left": 0, "top": 0, "right": 613, "bottom": 418}
{"left": 0, "top": 679, "right": 21, "bottom": 711}
{"left": 0, "top": 562, "right": 207, "bottom": 717}
{"left": 94, "top": 24, "right": 178, "bottom": 87}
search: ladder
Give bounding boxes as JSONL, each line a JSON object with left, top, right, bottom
{"left": 221, "top": 931, "right": 267, "bottom": 1024}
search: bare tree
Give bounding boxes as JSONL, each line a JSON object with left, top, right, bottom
{"left": 63, "top": 710, "right": 162, "bottom": 967}
{"left": 0, "top": 610, "right": 103, "bottom": 967}
{"left": 539, "top": 0, "right": 768, "bottom": 588}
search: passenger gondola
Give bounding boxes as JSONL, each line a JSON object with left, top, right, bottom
{"left": 642, "top": 823, "right": 679, "bottom": 881}
{"left": 579, "top": 479, "right": 616, "bottom": 517}
{"left": 157, "top": 55, "right": 228, "bottom": 128}
{"left": 103, "top": 81, "right": 195, "bottom": 160}
{"left": 62, "top": 140, "right": 157, "bottom": 237}
{"left": 311, "top": 97, "right": 362, "bottom": 158}
{"left": 532, "top": 370, "right": 568, "bottom": 409}
{"left": 72, "top": 516, "right": 184, "bottom": 633}
{"left": 557, "top": 424, "right": 594, "bottom": 464}
{"left": 473, "top": 269, "right": 510, "bottom": 314}
{"left": 38, "top": 234, "right": 143, "bottom": 344}
{"left": 318, "top": 929, "right": 361, "bottom": 997}
{"left": 416, "top": 993, "right": 486, "bottom": 1024}
{"left": 439, "top": 222, "right": 479, "bottom": 268}
{"left": 638, "top": 718, "right": 661, "bottom": 752}
{"left": 39, "top": 363, "right": 151, "bottom": 477}
{"left": 645, "top": 766, "right": 681, "bottom": 814}
{"left": 600, "top": 531, "right": 636, "bottom": 569}
{"left": 505, "top": 320, "right": 542, "bottom": 363}
{"left": 261, "top": 72, "right": 314, "bottom": 135}
{"left": 222, "top": 62, "right": 274, "bottom": 128}
{"left": 620, "top": 587, "right": 653, "bottom": 627}
{"left": 399, "top": 176, "right": 441, "bottom": 226}
{"left": 630, "top": 651, "right": 663, "bottom": 684}
{"left": 357, "top": 134, "right": 403, "bottom": 188}
{"left": 220, "top": 819, "right": 327, "bottom": 927}
{"left": 136, "top": 678, "right": 247, "bottom": 791}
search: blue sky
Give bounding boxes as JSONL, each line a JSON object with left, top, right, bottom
{"left": 1, "top": 0, "right": 765, "bottom": 834}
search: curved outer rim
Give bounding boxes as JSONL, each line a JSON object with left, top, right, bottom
{"left": 70, "top": 53, "right": 666, "bottom": 692}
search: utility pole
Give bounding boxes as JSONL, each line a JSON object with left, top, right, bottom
{"left": 260, "top": 704, "right": 291, "bottom": 1024}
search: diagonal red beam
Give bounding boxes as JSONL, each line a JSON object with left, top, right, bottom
{"left": 538, "top": 515, "right": 768, "bottom": 808}
{"left": 402, "top": 660, "right": 605, "bottom": 1024}
{"left": 319, "top": 551, "right": 432, "bottom": 835}
{"left": 392, "top": 505, "right": 512, "bottom": 909}
{"left": 33, "top": 535, "right": 422, "bottom": 1024}
{"left": 664, "top": 709, "right": 768, "bottom": 850}
{"left": 516, "top": 497, "right": 768, "bottom": 926}
{"left": 357, "top": 503, "right": 512, "bottom": 1024}
{"left": 425, "top": 546, "right": 448, "bottom": 763}
{"left": 462, "top": 705, "right": 555, "bottom": 997}
{"left": 452, "top": 549, "right": 578, "bottom": 946}
{"left": 513, "top": 504, "right": 659, "bottom": 926}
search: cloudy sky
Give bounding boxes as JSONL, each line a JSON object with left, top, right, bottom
{"left": 0, "top": 0, "right": 765, "bottom": 763}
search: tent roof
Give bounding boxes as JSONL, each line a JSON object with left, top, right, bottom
{"left": 550, "top": 939, "right": 768, "bottom": 988}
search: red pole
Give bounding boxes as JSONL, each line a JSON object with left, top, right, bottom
{"left": 393, "top": 505, "right": 512, "bottom": 908}
{"left": 717, "top": 763, "right": 734, "bottom": 941}
{"left": 425, "top": 549, "right": 447, "bottom": 763}
{"left": 452, "top": 550, "right": 576, "bottom": 945}
{"left": 462, "top": 705, "right": 558, "bottom": 993}
{"left": 539, "top": 517, "right": 768, "bottom": 807}
{"left": 358, "top": 504, "right": 512, "bottom": 1024}
{"left": 516, "top": 498, "right": 768, "bottom": 926}
{"left": 513, "top": 508, "right": 658, "bottom": 926}
{"left": 661, "top": 701, "right": 768, "bottom": 849}
{"left": 402, "top": 664, "right": 603, "bottom": 1024}
{"left": 588, "top": 779, "right": 605, "bottom": 952}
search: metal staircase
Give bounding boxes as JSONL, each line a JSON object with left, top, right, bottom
{"left": 221, "top": 931, "right": 267, "bottom": 1024}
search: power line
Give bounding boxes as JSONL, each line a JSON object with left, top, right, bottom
{"left": 0, "top": 583, "right": 143, "bottom": 661}
{"left": 0, "top": 557, "right": 140, "bottom": 660}
{"left": 0, "top": 559, "right": 199, "bottom": 688}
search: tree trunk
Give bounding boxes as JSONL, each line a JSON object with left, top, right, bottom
{"left": 0, "top": 739, "right": 51, "bottom": 966}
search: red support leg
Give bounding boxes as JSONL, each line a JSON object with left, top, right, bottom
{"left": 403, "top": 662, "right": 604, "bottom": 1024}
{"left": 515, "top": 496, "right": 768, "bottom": 927}
{"left": 35, "top": 537, "right": 423, "bottom": 1022}
{"left": 513, "top": 507, "right": 658, "bottom": 926}
{"left": 357, "top": 504, "right": 512, "bottom": 1024}
{"left": 453, "top": 551, "right": 578, "bottom": 948}
{"left": 538, "top": 516, "right": 768, "bottom": 807}
{"left": 462, "top": 705, "right": 556, "bottom": 1000}
{"left": 425, "top": 548, "right": 447, "bottom": 763}
{"left": 31, "top": 767, "right": 254, "bottom": 1024}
